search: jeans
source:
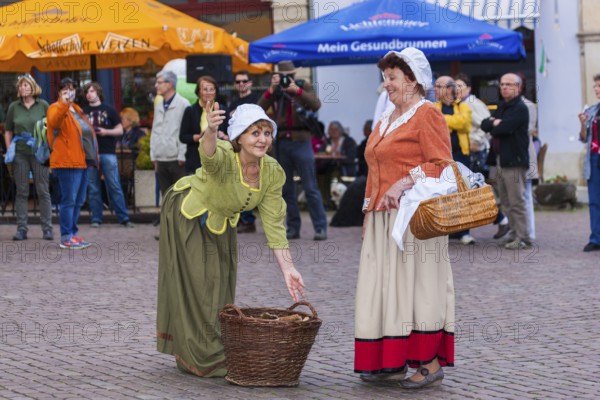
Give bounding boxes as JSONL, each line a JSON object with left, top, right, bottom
{"left": 12, "top": 152, "right": 52, "bottom": 232}
{"left": 55, "top": 168, "right": 88, "bottom": 242}
{"left": 87, "top": 154, "right": 130, "bottom": 224}
{"left": 276, "top": 140, "right": 327, "bottom": 233}
{"left": 588, "top": 153, "right": 600, "bottom": 245}
{"left": 524, "top": 179, "right": 536, "bottom": 240}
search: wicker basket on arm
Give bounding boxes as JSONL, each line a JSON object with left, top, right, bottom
{"left": 409, "top": 160, "right": 498, "bottom": 240}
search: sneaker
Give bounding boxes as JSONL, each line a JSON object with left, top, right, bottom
{"left": 90, "top": 222, "right": 101, "bottom": 228}
{"left": 12, "top": 230, "right": 27, "bottom": 241}
{"left": 583, "top": 242, "right": 600, "bottom": 252}
{"left": 313, "top": 230, "right": 327, "bottom": 241}
{"left": 286, "top": 229, "right": 300, "bottom": 240}
{"left": 493, "top": 223, "right": 510, "bottom": 239}
{"left": 42, "top": 229, "right": 54, "bottom": 241}
{"left": 504, "top": 239, "right": 531, "bottom": 250}
{"left": 59, "top": 238, "right": 83, "bottom": 249}
{"left": 459, "top": 234, "right": 476, "bottom": 245}
{"left": 121, "top": 221, "right": 135, "bottom": 228}
{"left": 73, "top": 236, "right": 91, "bottom": 249}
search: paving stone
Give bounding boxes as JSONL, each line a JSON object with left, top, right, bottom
{"left": 1, "top": 209, "right": 598, "bottom": 399}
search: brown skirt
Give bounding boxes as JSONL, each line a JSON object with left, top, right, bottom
{"left": 354, "top": 209, "right": 455, "bottom": 373}
{"left": 156, "top": 188, "right": 237, "bottom": 377}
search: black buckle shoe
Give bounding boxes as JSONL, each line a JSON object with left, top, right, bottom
{"left": 360, "top": 366, "right": 407, "bottom": 383}
{"left": 400, "top": 367, "right": 444, "bottom": 389}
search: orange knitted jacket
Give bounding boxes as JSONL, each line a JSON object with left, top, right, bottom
{"left": 364, "top": 102, "right": 452, "bottom": 212}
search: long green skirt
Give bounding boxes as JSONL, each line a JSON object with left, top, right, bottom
{"left": 156, "top": 188, "right": 237, "bottom": 377}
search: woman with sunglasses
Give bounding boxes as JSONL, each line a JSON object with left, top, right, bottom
{"left": 4, "top": 73, "right": 52, "bottom": 241}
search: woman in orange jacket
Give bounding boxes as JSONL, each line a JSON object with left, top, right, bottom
{"left": 46, "top": 78, "right": 98, "bottom": 249}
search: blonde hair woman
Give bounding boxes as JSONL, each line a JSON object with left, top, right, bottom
{"left": 4, "top": 73, "right": 52, "bottom": 241}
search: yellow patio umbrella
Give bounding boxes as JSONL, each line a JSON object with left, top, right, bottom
{"left": 0, "top": 0, "right": 270, "bottom": 75}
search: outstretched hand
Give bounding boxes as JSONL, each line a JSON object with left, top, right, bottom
{"left": 273, "top": 248, "right": 306, "bottom": 302}
{"left": 206, "top": 101, "right": 226, "bottom": 134}
{"left": 282, "top": 268, "right": 305, "bottom": 302}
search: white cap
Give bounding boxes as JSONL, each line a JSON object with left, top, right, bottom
{"left": 384, "top": 48, "right": 433, "bottom": 90}
{"left": 227, "top": 104, "right": 277, "bottom": 141}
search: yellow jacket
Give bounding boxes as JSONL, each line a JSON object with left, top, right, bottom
{"left": 435, "top": 100, "right": 472, "bottom": 156}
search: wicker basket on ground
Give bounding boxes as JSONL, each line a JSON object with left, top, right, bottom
{"left": 218, "top": 301, "right": 322, "bottom": 387}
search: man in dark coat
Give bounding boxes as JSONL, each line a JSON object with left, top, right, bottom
{"left": 481, "top": 73, "right": 531, "bottom": 249}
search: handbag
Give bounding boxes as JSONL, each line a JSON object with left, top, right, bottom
{"left": 409, "top": 160, "right": 498, "bottom": 240}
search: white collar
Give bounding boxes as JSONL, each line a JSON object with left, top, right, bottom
{"left": 379, "top": 98, "right": 428, "bottom": 137}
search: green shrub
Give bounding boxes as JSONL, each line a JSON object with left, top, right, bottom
{"left": 136, "top": 133, "right": 154, "bottom": 170}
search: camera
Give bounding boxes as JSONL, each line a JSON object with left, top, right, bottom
{"left": 279, "top": 74, "right": 293, "bottom": 88}
{"left": 295, "top": 105, "right": 307, "bottom": 117}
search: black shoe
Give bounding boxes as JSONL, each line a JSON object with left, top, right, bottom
{"left": 42, "top": 229, "right": 54, "bottom": 241}
{"left": 583, "top": 242, "right": 600, "bottom": 252}
{"left": 493, "top": 224, "right": 510, "bottom": 239}
{"left": 313, "top": 230, "right": 327, "bottom": 241}
{"left": 237, "top": 221, "right": 256, "bottom": 234}
{"left": 400, "top": 367, "right": 444, "bottom": 389}
{"left": 13, "top": 230, "right": 27, "bottom": 241}
{"left": 286, "top": 229, "right": 300, "bottom": 240}
{"left": 360, "top": 366, "right": 408, "bottom": 383}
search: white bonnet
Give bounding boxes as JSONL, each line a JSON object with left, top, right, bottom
{"left": 227, "top": 104, "right": 277, "bottom": 141}
{"left": 383, "top": 48, "right": 433, "bottom": 91}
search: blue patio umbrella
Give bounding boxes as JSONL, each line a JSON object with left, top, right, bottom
{"left": 249, "top": 0, "right": 526, "bottom": 66}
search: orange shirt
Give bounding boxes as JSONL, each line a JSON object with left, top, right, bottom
{"left": 364, "top": 102, "right": 452, "bottom": 212}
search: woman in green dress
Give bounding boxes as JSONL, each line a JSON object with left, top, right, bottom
{"left": 156, "top": 102, "right": 306, "bottom": 377}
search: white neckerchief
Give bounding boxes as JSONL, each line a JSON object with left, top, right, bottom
{"left": 379, "top": 97, "right": 428, "bottom": 137}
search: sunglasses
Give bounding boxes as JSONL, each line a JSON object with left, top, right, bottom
{"left": 18, "top": 73, "right": 33, "bottom": 80}
{"left": 235, "top": 79, "right": 250, "bottom": 84}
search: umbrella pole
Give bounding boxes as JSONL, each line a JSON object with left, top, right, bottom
{"left": 91, "top": 55, "right": 97, "bottom": 82}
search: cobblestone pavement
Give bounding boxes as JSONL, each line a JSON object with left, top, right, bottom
{"left": 1, "top": 208, "right": 599, "bottom": 399}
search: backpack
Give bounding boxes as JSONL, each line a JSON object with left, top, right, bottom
{"left": 32, "top": 117, "right": 56, "bottom": 166}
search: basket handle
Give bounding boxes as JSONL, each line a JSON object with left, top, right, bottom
{"left": 287, "top": 301, "right": 318, "bottom": 318}
{"left": 221, "top": 303, "right": 245, "bottom": 318}
{"left": 433, "top": 159, "right": 469, "bottom": 193}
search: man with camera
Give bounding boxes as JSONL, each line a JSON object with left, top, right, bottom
{"left": 258, "top": 60, "right": 327, "bottom": 241}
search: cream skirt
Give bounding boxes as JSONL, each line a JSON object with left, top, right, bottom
{"left": 354, "top": 209, "right": 455, "bottom": 373}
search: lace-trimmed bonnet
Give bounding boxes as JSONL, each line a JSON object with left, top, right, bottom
{"left": 383, "top": 48, "right": 433, "bottom": 91}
